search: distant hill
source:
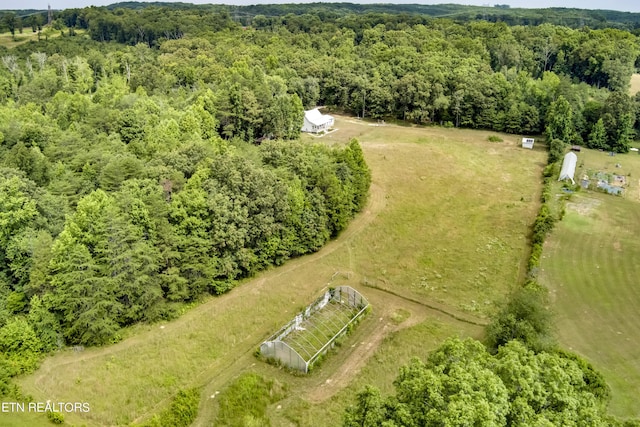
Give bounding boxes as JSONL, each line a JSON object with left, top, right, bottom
{"left": 99, "top": 2, "right": 640, "bottom": 29}
{"left": 3, "top": 2, "right": 640, "bottom": 31}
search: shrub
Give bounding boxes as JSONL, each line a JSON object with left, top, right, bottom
{"left": 216, "top": 373, "right": 286, "bottom": 427}
{"left": 548, "top": 138, "right": 566, "bottom": 163}
{"left": 487, "top": 135, "right": 503, "bottom": 142}
{"left": 159, "top": 388, "right": 200, "bottom": 427}
{"left": 531, "top": 205, "right": 555, "bottom": 245}
{"left": 139, "top": 388, "right": 200, "bottom": 427}
{"left": 46, "top": 411, "right": 64, "bottom": 424}
{"left": 486, "top": 286, "right": 555, "bottom": 353}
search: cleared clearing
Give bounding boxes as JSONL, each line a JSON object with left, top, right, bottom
{"left": 540, "top": 148, "right": 640, "bottom": 419}
{"left": 0, "top": 28, "right": 78, "bottom": 49}
{"left": 14, "top": 116, "right": 545, "bottom": 426}
{"left": 315, "top": 119, "right": 546, "bottom": 317}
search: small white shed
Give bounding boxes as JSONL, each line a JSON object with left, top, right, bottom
{"left": 522, "top": 138, "right": 535, "bottom": 149}
{"left": 301, "top": 109, "right": 334, "bottom": 133}
{"left": 558, "top": 152, "right": 578, "bottom": 185}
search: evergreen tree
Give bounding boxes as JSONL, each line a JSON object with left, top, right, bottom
{"left": 587, "top": 118, "right": 607, "bottom": 150}
{"left": 545, "top": 96, "right": 574, "bottom": 144}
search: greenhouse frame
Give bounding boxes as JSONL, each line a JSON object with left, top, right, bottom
{"left": 259, "top": 286, "right": 369, "bottom": 373}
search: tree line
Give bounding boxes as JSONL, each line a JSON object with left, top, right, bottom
{"left": 10, "top": 6, "right": 637, "bottom": 151}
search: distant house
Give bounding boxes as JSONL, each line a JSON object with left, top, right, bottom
{"left": 521, "top": 138, "right": 535, "bottom": 149}
{"left": 302, "top": 109, "right": 334, "bottom": 133}
{"left": 558, "top": 152, "right": 578, "bottom": 185}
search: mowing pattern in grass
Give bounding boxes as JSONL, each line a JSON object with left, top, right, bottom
{"left": 260, "top": 286, "right": 369, "bottom": 373}
{"left": 539, "top": 191, "right": 640, "bottom": 418}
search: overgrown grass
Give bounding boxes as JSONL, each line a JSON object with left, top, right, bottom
{"left": 215, "top": 373, "right": 286, "bottom": 426}
{"left": 16, "top": 117, "right": 545, "bottom": 425}
{"left": 539, "top": 148, "right": 640, "bottom": 418}
{"left": 138, "top": 388, "right": 200, "bottom": 427}
{"left": 0, "top": 407, "right": 50, "bottom": 426}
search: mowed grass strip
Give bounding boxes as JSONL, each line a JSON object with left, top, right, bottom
{"left": 18, "top": 118, "right": 545, "bottom": 426}
{"left": 539, "top": 191, "right": 640, "bottom": 418}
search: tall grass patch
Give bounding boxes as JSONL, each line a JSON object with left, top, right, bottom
{"left": 215, "top": 373, "right": 286, "bottom": 426}
{"left": 138, "top": 388, "right": 200, "bottom": 427}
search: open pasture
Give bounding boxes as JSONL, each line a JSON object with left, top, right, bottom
{"left": 312, "top": 118, "right": 547, "bottom": 317}
{"left": 0, "top": 28, "right": 72, "bottom": 49}
{"left": 14, "top": 116, "right": 545, "bottom": 426}
{"left": 540, "top": 148, "right": 640, "bottom": 419}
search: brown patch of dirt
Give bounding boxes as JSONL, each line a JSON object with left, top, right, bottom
{"left": 566, "top": 197, "right": 602, "bottom": 216}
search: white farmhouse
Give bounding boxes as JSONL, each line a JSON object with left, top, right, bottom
{"left": 301, "top": 108, "right": 334, "bottom": 133}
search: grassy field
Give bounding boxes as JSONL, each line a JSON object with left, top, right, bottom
{"left": 12, "top": 117, "right": 545, "bottom": 426}
{"left": 0, "top": 408, "right": 53, "bottom": 426}
{"left": 0, "top": 28, "right": 83, "bottom": 49}
{"left": 539, "top": 147, "right": 640, "bottom": 419}
{"left": 314, "top": 120, "right": 546, "bottom": 317}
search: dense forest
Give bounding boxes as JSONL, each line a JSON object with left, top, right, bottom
{"left": 3, "top": 4, "right": 639, "bottom": 149}
{"left": 6, "top": 2, "right": 640, "bottom": 33}
{"left": 0, "top": 2, "right": 639, "bottom": 423}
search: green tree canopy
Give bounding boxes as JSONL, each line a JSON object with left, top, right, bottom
{"left": 344, "top": 338, "right": 615, "bottom": 427}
